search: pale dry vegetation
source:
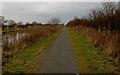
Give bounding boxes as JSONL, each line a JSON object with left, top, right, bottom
{"left": 67, "top": 2, "right": 120, "bottom": 63}
{"left": 2, "top": 25, "right": 61, "bottom": 66}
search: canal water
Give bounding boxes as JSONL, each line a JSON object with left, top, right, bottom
{"left": 2, "top": 32, "right": 28, "bottom": 50}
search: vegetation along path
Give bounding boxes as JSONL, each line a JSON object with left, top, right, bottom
{"left": 39, "top": 27, "right": 78, "bottom": 73}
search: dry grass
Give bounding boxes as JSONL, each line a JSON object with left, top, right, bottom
{"left": 69, "top": 28, "right": 120, "bottom": 73}
{"left": 73, "top": 26, "right": 120, "bottom": 62}
{"left": 2, "top": 26, "right": 61, "bottom": 66}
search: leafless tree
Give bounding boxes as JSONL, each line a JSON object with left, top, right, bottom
{"left": 102, "top": 2, "right": 117, "bottom": 16}
{"left": 17, "top": 22, "right": 23, "bottom": 26}
{"left": 48, "top": 18, "right": 61, "bottom": 25}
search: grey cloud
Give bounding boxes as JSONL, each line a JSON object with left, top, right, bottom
{"left": 2, "top": 2, "right": 101, "bottom": 23}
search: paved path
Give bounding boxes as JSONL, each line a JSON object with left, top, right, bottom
{"left": 40, "top": 27, "right": 78, "bottom": 73}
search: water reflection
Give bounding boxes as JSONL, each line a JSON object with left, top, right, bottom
{"left": 2, "top": 32, "right": 27, "bottom": 50}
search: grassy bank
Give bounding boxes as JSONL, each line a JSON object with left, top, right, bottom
{"left": 2, "top": 30, "right": 61, "bottom": 74}
{"left": 2, "top": 26, "right": 60, "bottom": 65}
{"left": 68, "top": 28, "right": 119, "bottom": 73}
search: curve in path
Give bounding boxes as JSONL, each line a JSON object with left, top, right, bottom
{"left": 40, "top": 27, "right": 78, "bottom": 73}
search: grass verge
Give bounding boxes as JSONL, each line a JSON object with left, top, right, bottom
{"left": 2, "top": 30, "right": 61, "bottom": 74}
{"left": 68, "top": 28, "right": 119, "bottom": 73}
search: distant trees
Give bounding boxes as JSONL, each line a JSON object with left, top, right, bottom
{"left": 0, "top": 16, "right": 5, "bottom": 23}
{"left": 2, "top": 16, "right": 62, "bottom": 28}
{"left": 88, "top": 2, "right": 118, "bottom": 29}
{"left": 67, "top": 2, "right": 120, "bottom": 31}
{"left": 66, "top": 18, "right": 81, "bottom": 27}
{"left": 48, "top": 18, "right": 61, "bottom": 25}
{"left": 31, "top": 21, "right": 37, "bottom": 25}
{"left": 17, "top": 22, "right": 23, "bottom": 26}
{"left": 8, "top": 20, "right": 16, "bottom": 25}
{"left": 66, "top": 2, "right": 120, "bottom": 62}
{"left": 4, "top": 20, "right": 16, "bottom": 26}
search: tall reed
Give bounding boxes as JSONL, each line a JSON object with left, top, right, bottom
{"left": 72, "top": 26, "right": 120, "bottom": 62}
{"left": 2, "top": 25, "right": 61, "bottom": 65}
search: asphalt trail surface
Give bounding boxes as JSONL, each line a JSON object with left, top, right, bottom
{"left": 40, "top": 28, "right": 78, "bottom": 73}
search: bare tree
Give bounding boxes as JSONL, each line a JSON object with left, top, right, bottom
{"left": 17, "top": 22, "right": 23, "bottom": 26}
{"left": 31, "top": 21, "right": 38, "bottom": 25}
{"left": 102, "top": 2, "right": 117, "bottom": 16}
{"left": 48, "top": 18, "right": 61, "bottom": 25}
{"left": 5, "top": 20, "right": 16, "bottom": 26}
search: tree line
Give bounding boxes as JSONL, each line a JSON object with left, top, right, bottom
{"left": 67, "top": 2, "right": 120, "bottom": 31}
{"left": 2, "top": 17, "right": 63, "bottom": 28}
{"left": 66, "top": 2, "right": 120, "bottom": 62}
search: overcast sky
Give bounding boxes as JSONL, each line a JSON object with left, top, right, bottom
{"left": 0, "top": 1, "right": 2, "bottom": 15}
{"left": 2, "top": 2, "right": 102, "bottom": 24}
{"left": 2, "top": 0, "right": 120, "bottom": 2}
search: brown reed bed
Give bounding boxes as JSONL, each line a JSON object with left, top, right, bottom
{"left": 72, "top": 26, "right": 120, "bottom": 63}
{"left": 2, "top": 25, "right": 61, "bottom": 65}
